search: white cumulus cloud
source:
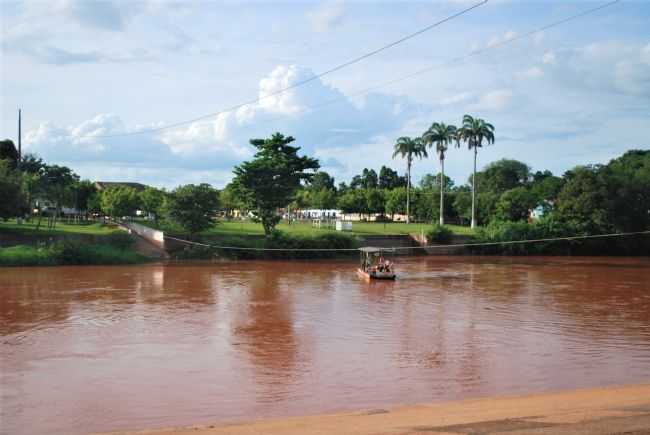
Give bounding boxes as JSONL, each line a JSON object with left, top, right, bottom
{"left": 515, "top": 66, "right": 543, "bottom": 80}
{"left": 307, "top": 1, "right": 345, "bottom": 33}
{"left": 469, "top": 89, "right": 513, "bottom": 111}
{"left": 542, "top": 51, "right": 556, "bottom": 65}
{"left": 22, "top": 64, "right": 421, "bottom": 187}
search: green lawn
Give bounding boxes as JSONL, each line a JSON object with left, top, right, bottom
{"left": 0, "top": 219, "right": 121, "bottom": 236}
{"left": 139, "top": 219, "right": 474, "bottom": 237}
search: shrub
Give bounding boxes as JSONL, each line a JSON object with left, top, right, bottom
{"left": 176, "top": 231, "right": 361, "bottom": 260}
{"left": 426, "top": 224, "right": 453, "bottom": 244}
{"left": 173, "top": 244, "right": 217, "bottom": 260}
{"left": 0, "top": 241, "right": 147, "bottom": 267}
{"left": 106, "top": 232, "right": 135, "bottom": 250}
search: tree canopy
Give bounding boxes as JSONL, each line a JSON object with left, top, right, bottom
{"left": 233, "top": 133, "right": 319, "bottom": 235}
{"left": 166, "top": 184, "right": 219, "bottom": 236}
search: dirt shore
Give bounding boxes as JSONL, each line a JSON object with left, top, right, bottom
{"left": 99, "top": 383, "right": 650, "bottom": 435}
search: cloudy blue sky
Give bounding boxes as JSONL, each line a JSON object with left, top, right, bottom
{"left": 1, "top": 0, "right": 649, "bottom": 188}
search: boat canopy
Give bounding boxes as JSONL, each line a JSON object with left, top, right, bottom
{"left": 358, "top": 247, "right": 395, "bottom": 253}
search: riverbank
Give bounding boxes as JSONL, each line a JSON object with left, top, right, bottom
{"left": 100, "top": 383, "right": 650, "bottom": 435}
{"left": 0, "top": 241, "right": 148, "bottom": 266}
{"left": 0, "top": 220, "right": 166, "bottom": 266}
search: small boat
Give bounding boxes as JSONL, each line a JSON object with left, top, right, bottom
{"left": 357, "top": 247, "right": 396, "bottom": 280}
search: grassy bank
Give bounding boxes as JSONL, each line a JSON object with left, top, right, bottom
{"left": 0, "top": 235, "right": 148, "bottom": 267}
{"left": 0, "top": 219, "right": 119, "bottom": 236}
{"left": 139, "top": 219, "right": 474, "bottom": 237}
{"left": 173, "top": 231, "right": 360, "bottom": 260}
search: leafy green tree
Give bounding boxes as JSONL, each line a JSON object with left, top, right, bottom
{"left": 453, "top": 188, "right": 472, "bottom": 225}
{"left": 530, "top": 170, "right": 564, "bottom": 204}
{"left": 20, "top": 154, "right": 45, "bottom": 174}
{"left": 423, "top": 122, "right": 457, "bottom": 225}
{"left": 385, "top": 187, "right": 406, "bottom": 219}
{"left": 476, "top": 192, "right": 500, "bottom": 226}
{"left": 140, "top": 187, "right": 167, "bottom": 223}
{"left": 100, "top": 186, "right": 140, "bottom": 220}
{"left": 392, "top": 136, "right": 427, "bottom": 224}
{"left": 456, "top": 115, "right": 495, "bottom": 228}
{"left": 411, "top": 189, "right": 435, "bottom": 222}
{"left": 309, "top": 171, "right": 336, "bottom": 191}
{"left": 495, "top": 187, "right": 537, "bottom": 222}
{"left": 166, "top": 184, "right": 219, "bottom": 237}
{"left": 0, "top": 160, "right": 26, "bottom": 220}
{"left": 219, "top": 183, "right": 244, "bottom": 219}
{"left": 310, "top": 188, "right": 337, "bottom": 210}
{"left": 41, "top": 165, "right": 79, "bottom": 227}
{"left": 351, "top": 168, "right": 379, "bottom": 190}
{"left": 289, "top": 188, "right": 311, "bottom": 213}
{"left": 365, "top": 188, "right": 385, "bottom": 218}
{"left": 233, "top": 133, "right": 319, "bottom": 236}
{"left": 0, "top": 139, "right": 19, "bottom": 169}
{"left": 419, "top": 173, "right": 454, "bottom": 191}
{"left": 605, "top": 150, "right": 650, "bottom": 232}
{"left": 378, "top": 165, "right": 405, "bottom": 189}
{"left": 555, "top": 165, "right": 610, "bottom": 233}
{"left": 71, "top": 180, "right": 98, "bottom": 217}
{"left": 474, "top": 159, "right": 531, "bottom": 194}
{"left": 87, "top": 192, "right": 102, "bottom": 215}
{"left": 337, "top": 190, "right": 361, "bottom": 217}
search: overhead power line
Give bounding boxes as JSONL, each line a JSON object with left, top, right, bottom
{"left": 139, "top": 0, "right": 621, "bottom": 136}
{"left": 77, "top": 0, "right": 488, "bottom": 139}
{"left": 78, "top": 0, "right": 619, "bottom": 140}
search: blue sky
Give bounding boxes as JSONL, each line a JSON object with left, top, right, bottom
{"left": 1, "top": 0, "right": 649, "bottom": 188}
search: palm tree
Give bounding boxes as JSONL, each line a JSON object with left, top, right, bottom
{"left": 392, "top": 136, "right": 427, "bottom": 224}
{"left": 456, "top": 114, "right": 495, "bottom": 229}
{"left": 423, "top": 122, "right": 457, "bottom": 225}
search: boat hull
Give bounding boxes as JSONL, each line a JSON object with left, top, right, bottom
{"left": 357, "top": 268, "right": 396, "bottom": 280}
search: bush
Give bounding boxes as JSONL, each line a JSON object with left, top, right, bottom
{"left": 173, "top": 244, "right": 217, "bottom": 260}
{"left": 172, "top": 231, "right": 361, "bottom": 260}
{"left": 468, "top": 217, "right": 649, "bottom": 255}
{"left": 0, "top": 241, "right": 147, "bottom": 267}
{"left": 57, "top": 241, "right": 146, "bottom": 265}
{"left": 426, "top": 224, "right": 453, "bottom": 244}
{"left": 0, "top": 244, "right": 57, "bottom": 266}
{"left": 106, "top": 232, "right": 135, "bottom": 250}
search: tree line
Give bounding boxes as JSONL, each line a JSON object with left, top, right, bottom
{"left": 2, "top": 128, "right": 648, "bottom": 243}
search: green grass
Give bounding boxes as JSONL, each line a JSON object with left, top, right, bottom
{"left": 137, "top": 218, "right": 474, "bottom": 237}
{"left": 0, "top": 245, "right": 57, "bottom": 266}
{"left": 0, "top": 242, "right": 148, "bottom": 267}
{"left": 0, "top": 219, "right": 120, "bottom": 236}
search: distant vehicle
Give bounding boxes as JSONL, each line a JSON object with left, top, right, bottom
{"left": 357, "top": 247, "right": 396, "bottom": 280}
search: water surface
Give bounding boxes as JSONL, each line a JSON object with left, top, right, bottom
{"left": 2, "top": 256, "right": 650, "bottom": 435}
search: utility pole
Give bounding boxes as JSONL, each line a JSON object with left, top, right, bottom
{"left": 17, "top": 108, "right": 23, "bottom": 225}
{"left": 18, "top": 108, "right": 22, "bottom": 170}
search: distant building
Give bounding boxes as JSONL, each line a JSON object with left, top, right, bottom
{"left": 529, "top": 204, "right": 546, "bottom": 222}
{"left": 94, "top": 181, "right": 148, "bottom": 192}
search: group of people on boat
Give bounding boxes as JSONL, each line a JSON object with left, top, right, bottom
{"left": 366, "top": 256, "right": 393, "bottom": 274}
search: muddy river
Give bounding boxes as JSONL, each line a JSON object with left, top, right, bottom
{"left": 1, "top": 256, "right": 649, "bottom": 434}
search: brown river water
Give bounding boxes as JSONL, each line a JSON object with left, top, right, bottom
{"left": 1, "top": 256, "right": 650, "bottom": 435}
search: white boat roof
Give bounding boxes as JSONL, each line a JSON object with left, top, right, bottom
{"left": 359, "top": 247, "right": 394, "bottom": 253}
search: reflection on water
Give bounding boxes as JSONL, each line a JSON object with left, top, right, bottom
{"left": 1, "top": 257, "right": 650, "bottom": 435}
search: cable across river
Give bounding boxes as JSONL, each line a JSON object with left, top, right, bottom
{"left": 164, "top": 229, "right": 650, "bottom": 253}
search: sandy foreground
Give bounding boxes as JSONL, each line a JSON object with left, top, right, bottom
{"left": 99, "top": 383, "right": 650, "bottom": 435}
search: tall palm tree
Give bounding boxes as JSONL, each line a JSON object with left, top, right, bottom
{"left": 392, "top": 136, "right": 427, "bottom": 224}
{"left": 423, "top": 122, "right": 457, "bottom": 225}
{"left": 456, "top": 114, "right": 495, "bottom": 229}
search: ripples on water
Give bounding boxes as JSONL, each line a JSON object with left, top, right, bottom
{"left": 1, "top": 256, "right": 650, "bottom": 435}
